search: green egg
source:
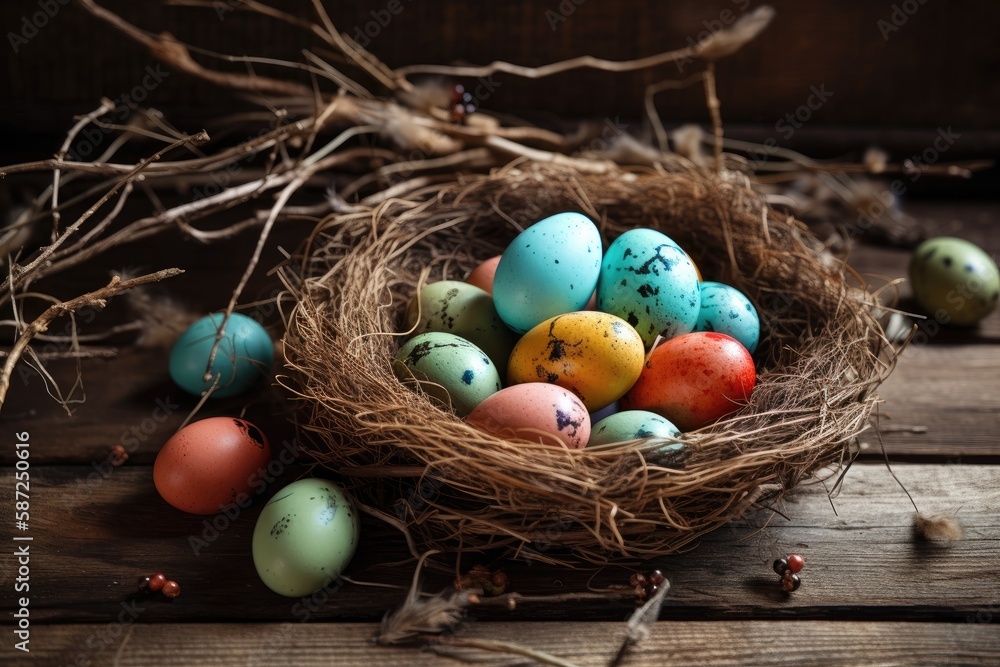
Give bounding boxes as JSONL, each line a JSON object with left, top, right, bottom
{"left": 393, "top": 332, "right": 502, "bottom": 417}
{"left": 590, "top": 410, "right": 686, "bottom": 465}
{"left": 406, "top": 281, "right": 516, "bottom": 376}
{"left": 909, "top": 237, "right": 1000, "bottom": 326}
{"left": 252, "top": 478, "right": 360, "bottom": 598}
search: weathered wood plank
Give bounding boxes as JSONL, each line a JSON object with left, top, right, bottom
{"left": 25, "top": 621, "right": 1000, "bottom": 667}
{"left": 1, "top": 464, "right": 996, "bottom": 623}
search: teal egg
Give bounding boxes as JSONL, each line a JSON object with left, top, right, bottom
{"left": 169, "top": 312, "right": 274, "bottom": 398}
{"left": 252, "top": 479, "right": 360, "bottom": 598}
{"left": 406, "top": 281, "right": 516, "bottom": 376}
{"left": 694, "top": 282, "right": 760, "bottom": 353}
{"left": 909, "top": 237, "right": 1000, "bottom": 326}
{"left": 493, "top": 212, "right": 603, "bottom": 334}
{"left": 589, "top": 410, "right": 681, "bottom": 446}
{"left": 597, "top": 229, "right": 700, "bottom": 347}
{"left": 393, "top": 332, "right": 501, "bottom": 417}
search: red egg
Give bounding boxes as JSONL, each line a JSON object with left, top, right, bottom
{"left": 153, "top": 417, "right": 271, "bottom": 514}
{"left": 465, "top": 255, "right": 502, "bottom": 295}
{"left": 622, "top": 332, "right": 755, "bottom": 431}
{"left": 467, "top": 383, "right": 590, "bottom": 449}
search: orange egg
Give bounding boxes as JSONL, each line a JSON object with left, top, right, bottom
{"left": 465, "top": 255, "right": 502, "bottom": 295}
{"left": 153, "top": 417, "right": 272, "bottom": 514}
{"left": 467, "top": 383, "right": 590, "bottom": 449}
{"left": 622, "top": 332, "right": 755, "bottom": 431}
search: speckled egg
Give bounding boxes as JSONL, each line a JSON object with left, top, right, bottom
{"left": 169, "top": 312, "right": 274, "bottom": 398}
{"left": 695, "top": 282, "right": 760, "bottom": 353}
{"left": 909, "top": 237, "right": 1000, "bottom": 326}
{"left": 252, "top": 478, "right": 360, "bottom": 597}
{"left": 467, "top": 383, "right": 591, "bottom": 449}
{"left": 589, "top": 410, "right": 681, "bottom": 446}
{"left": 623, "top": 332, "right": 756, "bottom": 431}
{"left": 597, "top": 229, "right": 701, "bottom": 348}
{"left": 393, "top": 332, "right": 501, "bottom": 417}
{"left": 507, "top": 312, "right": 645, "bottom": 411}
{"left": 406, "top": 281, "right": 516, "bottom": 374}
{"left": 493, "top": 212, "right": 603, "bottom": 334}
{"left": 153, "top": 417, "right": 271, "bottom": 515}
{"left": 466, "top": 255, "right": 502, "bottom": 294}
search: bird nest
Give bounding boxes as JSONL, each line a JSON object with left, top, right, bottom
{"left": 282, "top": 160, "right": 894, "bottom": 564}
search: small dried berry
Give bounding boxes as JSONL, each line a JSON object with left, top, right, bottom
{"left": 629, "top": 572, "right": 648, "bottom": 587}
{"left": 773, "top": 558, "right": 790, "bottom": 575}
{"left": 648, "top": 570, "right": 665, "bottom": 586}
{"left": 787, "top": 554, "right": 805, "bottom": 574}
{"left": 162, "top": 580, "right": 180, "bottom": 598}
{"left": 110, "top": 445, "right": 128, "bottom": 467}
{"left": 148, "top": 573, "right": 167, "bottom": 593}
{"left": 780, "top": 572, "right": 801, "bottom": 592}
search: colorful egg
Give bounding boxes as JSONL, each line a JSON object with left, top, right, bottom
{"left": 466, "top": 255, "right": 502, "bottom": 294}
{"left": 169, "top": 312, "right": 274, "bottom": 398}
{"left": 406, "top": 280, "right": 516, "bottom": 374}
{"left": 597, "top": 229, "right": 701, "bottom": 348}
{"left": 909, "top": 237, "right": 1000, "bottom": 326}
{"left": 393, "top": 332, "right": 501, "bottom": 417}
{"left": 153, "top": 417, "right": 271, "bottom": 515}
{"left": 589, "top": 410, "right": 681, "bottom": 445}
{"left": 467, "top": 383, "right": 591, "bottom": 449}
{"left": 622, "top": 332, "right": 756, "bottom": 431}
{"left": 695, "top": 282, "right": 760, "bottom": 353}
{"left": 493, "top": 212, "right": 603, "bottom": 334}
{"left": 252, "top": 478, "right": 360, "bottom": 597}
{"left": 507, "top": 312, "right": 645, "bottom": 411}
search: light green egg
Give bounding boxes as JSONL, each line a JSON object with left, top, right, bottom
{"left": 589, "top": 410, "right": 684, "bottom": 463}
{"left": 393, "top": 332, "right": 502, "bottom": 417}
{"left": 252, "top": 478, "right": 360, "bottom": 598}
{"left": 909, "top": 237, "right": 1000, "bottom": 326}
{"left": 406, "top": 280, "right": 516, "bottom": 376}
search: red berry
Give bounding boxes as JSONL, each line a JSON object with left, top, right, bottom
{"left": 148, "top": 573, "right": 167, "bottom": 592}
{"left": 648, "top": 570, "right": 665, "bottom": 586}
{"left": 780, "top": 572, "right": 801, "bottom": 592}
{"left": 162, "top": 580, "right": 180, "bottom": 599}
{"left": 787, "top": 554, "right": 804, "bottom": 574}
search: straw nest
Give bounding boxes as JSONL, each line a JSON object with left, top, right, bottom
{"left": 282, "top": 160, "right": 893, "bottom": 564}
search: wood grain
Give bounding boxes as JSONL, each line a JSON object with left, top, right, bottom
{"left": 26, "top": 621, "right": 1000, "bottom": 667}
{"left": 1, "top": 464, "right": 995, "bottom": 623}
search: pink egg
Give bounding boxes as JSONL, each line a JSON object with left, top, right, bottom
{"left": 466, "top": 255, "right": 502, "bottom": 295}
{"left": 467, "top": 383, "right": 591, "bottom": 449}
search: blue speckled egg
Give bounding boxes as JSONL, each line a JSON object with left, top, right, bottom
{"left": 597, "top": 229, "right": 700, "bottom": 347}
{"left": 694, "top": 282, "right": 760, "bottom": 353}
{"left": 589, "top": 410, "right": 681, "bottom": 446}
{"left": 169, "top": 312, "right": 274, "bottom": 398}
{"left": 393, "top": 332, "right": 501, "bottom": 417}
{"left": 493, "top": 212, "right": 602, "bottom": 334}
{"left": 252, "top": 478, "right": 360, "bottom": 597}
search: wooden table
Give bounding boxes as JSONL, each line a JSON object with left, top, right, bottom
{"left": 2, "top": 200, "right": 998, "bottom": 666}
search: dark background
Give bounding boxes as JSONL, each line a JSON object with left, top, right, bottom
{"left": 2, "top": 0, "right": 998, "bottom": 193}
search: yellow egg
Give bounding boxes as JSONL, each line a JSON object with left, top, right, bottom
{"left": 507, "top": 312, "right": 645, "bottom": 411}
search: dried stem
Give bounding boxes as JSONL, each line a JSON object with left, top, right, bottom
{"left": 431, "top": 636, "right": 582, "bottom": 667}
{"left": 0, "top": 269, "right": 183, "bottom": 410}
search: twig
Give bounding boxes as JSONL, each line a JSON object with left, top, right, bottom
{"left": 52, "top": 101, "right": 116, "bottom": 240}
{"left": 0, "top": 269, "right": 183, "bottom": 411}
{"left": 703, "top": 62, "right": 724, "bottom": 173}
{"left": 431, "top": 636, "right": 582, "bottom": 667}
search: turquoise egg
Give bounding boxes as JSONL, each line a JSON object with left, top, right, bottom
{"left": 694, "top": 282, "right": 760, "bottom": 353}
{"left": 493, "top": 212, "right": 603, "bottom": 334}
{"left": 597, "top": 229, "right": 700, "bottom": 347}
{"left": 909, "top": 237, "right": 1000, "bottom": 326}
{"left": 169, "top": 312, "right": 274, "bottom": 398}
{"left": 393, "top": 332, "right": 501, "bottom": 417}
{"left": 406, "top": 281, "right": 516, "bottom": 376}
{"left": 252, "top": 478, "right": 360, "bottom": 597}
